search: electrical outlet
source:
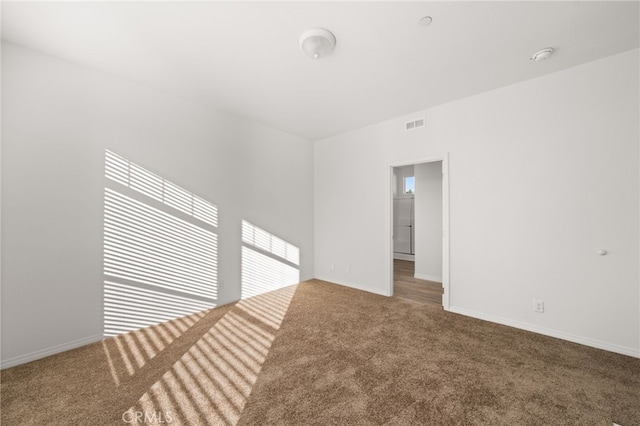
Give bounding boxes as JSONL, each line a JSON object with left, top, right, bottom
{"left": 533, "top": 299, "right": 544, "bottom": 313}
{"left": 219, "top": 280, "right": 224, "bottom": 289}
{"left": 347, "top": 264, "right": 351, "bottom": 273}
{"left": 330, "top": 263, "right": 335, "bottom": 271}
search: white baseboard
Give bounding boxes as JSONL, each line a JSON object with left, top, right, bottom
{"left": 414, "top": 273, "right": 442, "bottom": 282}
{"left": 447, "top": 305, "right": 640, "bottom": 359}
{"left": 393, "top": 253, "right": 414, "bottom": 261}
{"left": 1, "top": 334, "right": 103, "bottom": 370}
{"left": 314, "top": 275, "right": 389, "bottom": 297}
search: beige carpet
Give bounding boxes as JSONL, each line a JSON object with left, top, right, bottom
{"left": 2, "top": 280, "right": 639, "bottom": 425}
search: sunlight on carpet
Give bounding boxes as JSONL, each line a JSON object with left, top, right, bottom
{"left": 123, "top": 285, "right": 297, "bottom": 425}
{"left": 102, "top": 310, "right": 208, "bottom": 386}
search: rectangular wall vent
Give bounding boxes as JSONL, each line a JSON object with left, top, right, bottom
{"left": 405, "top": 118, "right": 425, "bottom": 130}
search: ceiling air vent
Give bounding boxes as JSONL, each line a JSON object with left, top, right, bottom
{"left": 405, "top": 118, "right": 425, "bottom": 130}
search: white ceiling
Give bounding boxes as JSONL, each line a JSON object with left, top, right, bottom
{"left": 2, "top": 1, "right": 638, "bottom": 141}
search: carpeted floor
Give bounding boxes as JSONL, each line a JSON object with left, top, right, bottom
{"left": 2, "top": 280, "right": 639, "bottom": 425}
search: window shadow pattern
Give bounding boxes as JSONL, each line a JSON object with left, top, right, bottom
{"left": 241, "top": 220, "right": 300, "bottom": 300}
{"left": 103, "top": 219, "right": 301, "bottom": 424}
{"left": 104, "top": 150, "right": 218, "bottom": 349}
{"left": 102, "top": 153, "right": 302, "bottom": 423}
{"left": 123, "top": 284, "right": 298, "bottom": 425}
{"left": 102, "top": 309, "right": 208, "bottom": 387}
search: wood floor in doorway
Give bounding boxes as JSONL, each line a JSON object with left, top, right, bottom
{"left": 394, "top": 259, "right": 443, "bottom": 307}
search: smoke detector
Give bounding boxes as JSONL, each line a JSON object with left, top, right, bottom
{"left": 530, "top": 47, "right": 555, "bottom": 61}
{"left": 418, "top": 16, "right": 433, "bottom": 27}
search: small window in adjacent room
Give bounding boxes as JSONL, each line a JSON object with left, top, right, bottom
{"left": 404, "top": 176, "right": 415, "bottom": 194}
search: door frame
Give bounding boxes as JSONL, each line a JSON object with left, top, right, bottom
{"left": 386, "top": 154, "right": 450, "bottom": 310}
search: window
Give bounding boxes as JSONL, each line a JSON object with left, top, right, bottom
{"left": 404, "top": 176, "right": 415, "bottom": 194}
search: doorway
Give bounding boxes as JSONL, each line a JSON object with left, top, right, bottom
{"left": 393, "top": 165, "right": 416, "bottom": 261}
{"left": 388, "top": 156, "right": 449, "bottom": 309}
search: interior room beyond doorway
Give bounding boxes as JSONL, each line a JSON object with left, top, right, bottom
{"left": 392, "top": 161, "right": 444, "bottom": 306}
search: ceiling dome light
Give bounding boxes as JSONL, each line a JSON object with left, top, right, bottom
{"left": 299, "top": 28, "right": 336, "bottom": 60}
{"left": 530, "top": 47, "right": 555, "bottom": 61}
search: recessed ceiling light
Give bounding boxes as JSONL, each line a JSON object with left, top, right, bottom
{"left": 530, "top": 47, "right": 555, "bottom": 61}
{"left": 418, "top": 16, "right": 433, "bottom": 27}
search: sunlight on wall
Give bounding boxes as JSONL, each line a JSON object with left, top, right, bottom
{"left": 125, "top": 284, "right": 298, "bottom": 425}
{"left": 241, "top": 220, "right": 300, "bottom": 299}
{"left": 104, "top": 281, "right": 213, "bottom": 336}
{"left": 102, "top": 152, "right": 303, "bottom": 420}
{"left": 104, "top": 150, "right": 218, "bottom": 338}
{"left": 106, "top": 150, "right": 217, "bottom": 227}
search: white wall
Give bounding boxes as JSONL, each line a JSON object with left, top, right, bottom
{"left": 1, "top": 42, "right": 314, "bottom": 367}
{"left": 315, "top": 49, "right": 640, "bottom": 357}
{"left": 414, "top": 162, "right": 442, "bottom": 282}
